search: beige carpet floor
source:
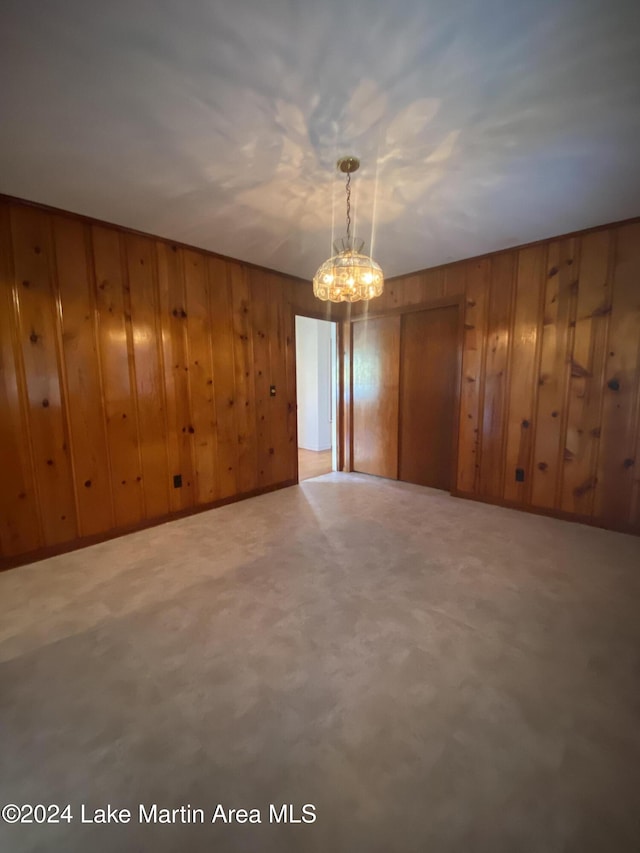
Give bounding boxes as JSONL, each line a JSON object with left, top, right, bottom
{"left": 1, "top": 473, "right": 639, "bottom": 853}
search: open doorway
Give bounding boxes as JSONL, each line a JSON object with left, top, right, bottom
{"left": 295, "top": 315, "right": 338, "bottom": 481}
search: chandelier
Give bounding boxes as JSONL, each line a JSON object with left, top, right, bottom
{"left": 313, "top": 156, "right": 384, "bottom": 303}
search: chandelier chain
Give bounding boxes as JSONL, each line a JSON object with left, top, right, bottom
{"left": 312, "top": 155, "right": 383, "bottom": 302}
{"left": 345, "top": 172, "right": 351, "bottom": 242}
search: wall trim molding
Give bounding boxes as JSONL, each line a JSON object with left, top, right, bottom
{"left": 450, "top": 488, "right": 640, "bottom": 537}
{"left": 0, "top": 479, "right": 298, "bottom": 572}
{"left": 382, "top": 213, "right": 640, "bottom": 284}
{"left": 0, "top": 192, "right": 310, "bottom": 286}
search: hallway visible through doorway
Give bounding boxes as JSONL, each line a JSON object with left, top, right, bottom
{"left": 298, "top": 448, "right": 332, "bottom": 481}
{"left": 295, "top": 316, "right": 337, "bottom": 482}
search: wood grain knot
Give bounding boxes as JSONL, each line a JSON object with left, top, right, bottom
{"left": 84, "top": 480, "right": 91, "bottom": 488}
{"left": 571, "top": 360, "right": 591, "bottom": 378}
{"left": 521, "top": 419, "right": 530, "bottom": 428}
{"left": 42, "top": 398, "right": 49, "bottom": 408}
{"left": 623, "top": 458, "right": 635, "bottom": 469}
{"left": 573, "top": 476, "right": 597, "bottom": 498}
{"left": 538, "top": 462, "right": 548, "bottom": 471}
{"left": 607, "top": 378, "right": 620, "bottom": 391}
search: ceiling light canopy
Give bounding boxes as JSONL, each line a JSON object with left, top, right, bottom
{"left": 313, "top": 157, "right": 384, "bottom": 303}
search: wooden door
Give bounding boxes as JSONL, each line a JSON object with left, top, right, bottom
{"left": 352, "top": 315, "right": 401, "bottom": 478}
{"left": 399, "top": 306, "right": 459, "bottom": 490}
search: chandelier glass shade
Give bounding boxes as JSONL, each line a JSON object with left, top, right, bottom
{"left": 313, "top": 157, "right": 384, "bottom": 303}
{"left": 313, "top": 239, "right": 384, "bottom": 303}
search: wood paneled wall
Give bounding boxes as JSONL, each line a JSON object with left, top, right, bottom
{"left": 347, "top": 219, "right": 640, "bottom": 534}
{"left": 2, "top": 195, "right": 638, "bottom": 565}
{"left": 0, "top": 197, "right": 337, "bottom": 566}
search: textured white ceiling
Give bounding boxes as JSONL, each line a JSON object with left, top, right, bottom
{"left": 2, "top": 0, "right": 640, "bottom": 279}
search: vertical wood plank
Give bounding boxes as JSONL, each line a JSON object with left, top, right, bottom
{"left": 631, "top": 395, "right": 640, "bottom": 530}
{"left": 443, "top": 263, "right": 467, "bottom": 298}
{"left": 183, "top": 248, "right": 219, "bottom": 504}
{"left": 156, "top": 241, "right": 196, "bottom": 511}
{"left": 283, "top": 293, "right": 298, "bottom": 481}
{"left": 249, "top": 269, "right": 274, "bottom": 487}
{"left": 266, "top": 273, "right": 291, "bottom": 483}
{"left": 530, "top": 238, "right": 578, "bottom": 509}
{"left": 401, "top": 272, "right": 431, "bottom": 307}
{"left": 124, "top": 234, "right": 171, "bottom": 519}
{"left": 479, "top": 252, "right": 515, "bottom": 498}
{"left": 53, "top": 215, "right": 114, "bottom": 535}
{"left": 92, "top": 225, "right": 144, "bottom": 528}
{"left": 503, "top": 245, "right": 546, "bottom": 503}
{"left": 0, "top": 203, "right": 42, "bottom": 556}
{"left": 10, "top": 205, "right": 78, "bottom": 545}
{"left": 457, "top": 259, "right": 488, "bottom": 492}
{"left": 559, "top": 230, "right": 612, "bottom": 516}
{"left": 229, "top": 263, "right": 258, "bottom": 493}
{"left": 593, "top": 223, "right": 640, "bottom": 525}
{"left": 207, "top": 257, "right": 239, "bottom": 499}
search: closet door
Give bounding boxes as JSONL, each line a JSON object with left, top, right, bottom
{"left": 399, "top": 306, "right": 459, "bottom": 490}
{"left": 352, "top": 315, "right": 401, "bottom": 478}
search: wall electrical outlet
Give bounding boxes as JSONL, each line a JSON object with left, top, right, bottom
{"left": 515, "top": 468, "right": 525, "bottom": 482}
{"left": 173, "top": 474, "right": 182, "bottom": 488}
